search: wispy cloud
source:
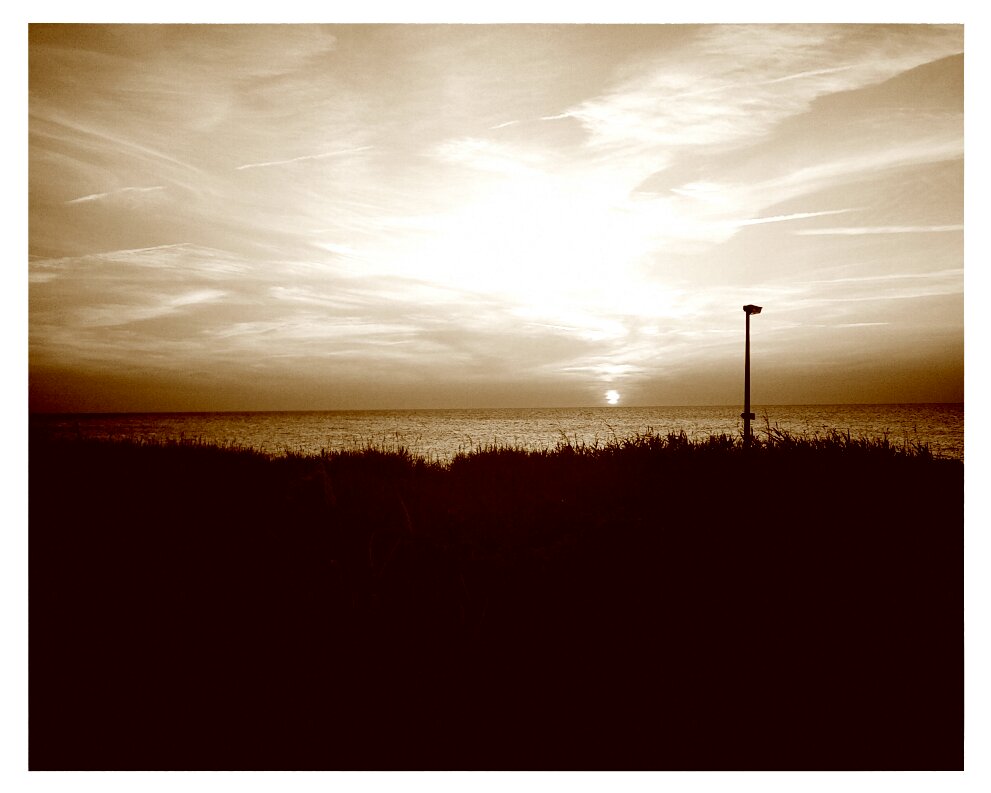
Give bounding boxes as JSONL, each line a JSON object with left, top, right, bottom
{"left": 781, "top": 270, "right": 963, "bottom": 316}
{"left": 66, "top": 185, "right": 165, "bottom": 204}
{"left": 234, "top": 146, "right": 373, "bottom": 171}
{"left": 795, "top": 224, "right": 963, "bottom": 236}
{"left": 32, "top": 112, "right": 208, "bottom": 179}
{"left": 735, "top": 208, "right": 859, "bottom": 228}
{"left": 72, "top": 289, "right": 229, "bottom": 328}
{"left": 757, "top": 141, "right": 963, "bottom": 205}
{"left": 810, "top": 269, "right": 963, "bottom": 286}
{"left": 668, "top": 64, "right": 858, "bottom": 101}
{"left": 568, "top": 25, "right": 960, "bottom": 156}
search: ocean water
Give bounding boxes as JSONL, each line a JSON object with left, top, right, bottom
{"left": 31, "top": 404, "right": 964, "bottom": 462}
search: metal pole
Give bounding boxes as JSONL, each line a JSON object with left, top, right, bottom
{"left": 741, "top": 304, "right": 761, "bottom": 447}
{"left": 744, "top": 310, "right": 751, "bottom": 445}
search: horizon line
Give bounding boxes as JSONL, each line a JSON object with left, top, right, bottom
{"left": 29, "top": 401, "right": 965, "bottom": 416}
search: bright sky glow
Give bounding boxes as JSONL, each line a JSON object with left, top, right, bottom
{"left": 28, "top": 23, "right": 964, "bottom": 411}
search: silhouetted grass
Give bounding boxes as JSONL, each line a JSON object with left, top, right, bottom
{"left": 29, "top": 427, "right": 962, "bottom": 770}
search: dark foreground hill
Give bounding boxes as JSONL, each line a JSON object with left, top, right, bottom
{"left": 29, "top": 430, "right": 962, "bottom": 770}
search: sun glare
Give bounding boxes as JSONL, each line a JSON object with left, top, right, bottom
{"left": 605, "top": 389, "right": 620, "bottom": 405}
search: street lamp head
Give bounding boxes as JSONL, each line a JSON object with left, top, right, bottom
{"left": 743, "top": 304, "right": 762, "bottom": 315}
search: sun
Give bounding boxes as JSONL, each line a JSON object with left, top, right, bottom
{"left": 605, "top": 390, "right": 620, "bottom": 406}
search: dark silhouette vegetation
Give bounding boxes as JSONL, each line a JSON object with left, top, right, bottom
{"left": 29, "top": 426, "right": 962, "bottom": 770}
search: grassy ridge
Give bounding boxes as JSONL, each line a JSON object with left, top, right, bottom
{"left": 29, "top": 430, "right": 962, "bottom": 770}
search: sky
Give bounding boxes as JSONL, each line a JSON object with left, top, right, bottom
{"left": 28, "top": 22, "right": 965, "bottom": 411}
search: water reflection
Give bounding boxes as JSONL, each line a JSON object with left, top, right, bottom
{"left": 32, "top": 404, "right": 964, "bottom": 461}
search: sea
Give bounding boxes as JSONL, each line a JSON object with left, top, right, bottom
{"left": 30, "top": 404, "right": 964, "bottom": 462}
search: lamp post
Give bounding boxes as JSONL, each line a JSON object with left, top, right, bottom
{"left": 742, "top": 304, "right": 762, "bottom": 446}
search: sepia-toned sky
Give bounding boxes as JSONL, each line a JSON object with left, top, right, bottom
{"left": 28, "top": 22, "right": 964, "bottom": 412}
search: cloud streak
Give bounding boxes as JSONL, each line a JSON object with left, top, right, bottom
{"left": 234, "top": 146, "right": 374, "bottom": 171}
{"left": 794, "top": 224, "right": 963, "bottom": 236}
{"left": 735, "top": 208, "right": 859, "bottom": 228}
{"left": 66, "top": 186, "right": 165, "bottom": 204}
